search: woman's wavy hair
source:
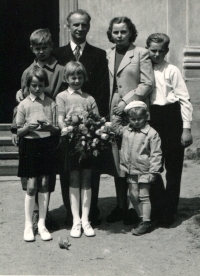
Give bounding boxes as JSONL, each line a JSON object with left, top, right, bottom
{"left": 107, "top": 16, "right": 138, "bottom": 43}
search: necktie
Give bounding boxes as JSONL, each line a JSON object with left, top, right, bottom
{"left": 74, "top": 45, "right": 81, "bottom": 60}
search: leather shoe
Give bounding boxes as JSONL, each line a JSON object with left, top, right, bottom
{"left": 131, "top": 221, "right": 151, "bottom": 236}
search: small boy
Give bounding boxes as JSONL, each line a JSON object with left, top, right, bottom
{"left": 146, "top": 33, "right": 193, "bottom": 227}
{"left": 11, "top": 29, "right": 66, "bottom": 231}
{"left": 112, "top": 101, "right": 162, "bottom": 235}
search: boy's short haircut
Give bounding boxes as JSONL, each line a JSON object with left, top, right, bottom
{"left": 26, "top": 65, "right": 49, "bottom": 87}
{"left": 30, "top": 28, "right": 53, "bottom": 46}
{"left": 127, "top": 107, "right": 147, "bottom": 117}
{"left": 146, "top": 33, "right": 170, "bottom": 49}
{"left": 63, "top": 61, "right": 88, "bottom": 82}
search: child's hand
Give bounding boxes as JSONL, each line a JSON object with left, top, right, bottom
{"left": 28, "top": 123, "right": 39, "bottom": 131}
{"left": 149, "top": 173, "right": 157, "bottom": 183}
{"left": 39, "top": 121, "right": 52, "bottom": 131}
{"left": 16, "top": 89, "right": 24, "bottom": 103}
{"left": 113, "top": 101, "right": 126, "bottom": 116}
{"left": 12, "top": 134, "right": 19, "bottom": 146}
{"left": 181, "top": 129, "right": 193, "bottom": 148}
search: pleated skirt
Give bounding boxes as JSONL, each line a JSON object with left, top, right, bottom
{"left": 18, "top": 136, "right": 59, "bottom": 178}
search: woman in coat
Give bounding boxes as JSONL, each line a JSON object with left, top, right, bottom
{"left": 106, "top": 16, "right": 154, "bottom": 223}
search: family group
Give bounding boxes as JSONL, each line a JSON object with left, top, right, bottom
{"left": 11, "top": 9, "right": 193, "bottom": 242}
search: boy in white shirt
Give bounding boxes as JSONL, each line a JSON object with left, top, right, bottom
{"left": 146, "top": 33, "right": 193, "bottom": 227}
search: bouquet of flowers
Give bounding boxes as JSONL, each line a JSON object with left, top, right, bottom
{"left": 61, "top": 111, "right": 115, "bottom": 162}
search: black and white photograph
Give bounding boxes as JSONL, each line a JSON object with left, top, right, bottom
{"left": 0, "top": 0, "right": 200, "bottom": 275}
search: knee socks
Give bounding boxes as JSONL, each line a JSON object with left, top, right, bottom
{"left": 38, "top": 192, "right": 49, "bottom": 229}
{"left": 25, "top": 193, "right": 35, "bottom": 227}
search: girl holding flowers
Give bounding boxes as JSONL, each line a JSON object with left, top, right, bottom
{"left": 56, "top": 61, "right": 99, "bottom": 238}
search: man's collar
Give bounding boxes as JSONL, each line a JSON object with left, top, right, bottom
{"left": 67, "top": 87, "right": 82, "bottom": 95}
{"left": 70, "top": 40, "right": 86, "bottom": 54}
{"left": 29, "top": 92, "right": 45, "bottom": 102}
{"left": 128, "top": 122, "right": 150, "bottom": 134}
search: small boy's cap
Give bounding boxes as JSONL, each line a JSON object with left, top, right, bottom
{"left": 124, "top": 101, "right": 147, "bottom": 113}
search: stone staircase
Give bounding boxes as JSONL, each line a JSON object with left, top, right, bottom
{"left": 0, "top": 124, "right": 18, "bottom": 176}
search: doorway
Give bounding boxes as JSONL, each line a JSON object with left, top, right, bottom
{"left": 0, "top": 0, "right": 59, "bottom": 122}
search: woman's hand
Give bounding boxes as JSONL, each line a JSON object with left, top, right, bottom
{"left": 181, "top": 128, "right": 193, "bottom": 148}
{"left": 113, "top": 101, "right": 126, "bottom": 116}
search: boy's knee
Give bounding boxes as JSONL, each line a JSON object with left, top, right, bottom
{"left": 129, "top": 183, "right": 139, "bottom": 195}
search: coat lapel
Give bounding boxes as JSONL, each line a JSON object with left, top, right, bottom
{"left": 79, "top": 42, "right": 96, "bottom": 69}
{"left": 107, "top": 47, "right": 116, "bottom": 77}
{"left": 117, "top": 44, "right": 135, "bottom": 74}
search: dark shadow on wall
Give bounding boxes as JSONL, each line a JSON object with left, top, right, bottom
{"left": 0, "top": 0, "right": 59, "bottom": 123}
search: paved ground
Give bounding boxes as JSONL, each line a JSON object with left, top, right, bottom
{"left": 0, "top": 160, "right": 200, "bottom": 276}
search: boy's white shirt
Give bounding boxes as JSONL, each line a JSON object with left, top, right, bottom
{"left": 150, "top": 60, "right": 193, "bottom": 129}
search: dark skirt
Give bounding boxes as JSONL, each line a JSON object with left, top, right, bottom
{"left": 18, "top": 136, "right": 59, "bottom": 178}
{"left": 58, "top": 137, "right": 118, "bottom": 176}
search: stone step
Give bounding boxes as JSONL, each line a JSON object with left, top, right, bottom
{"left": 0, "top": 125, "right": 18, "bottom": 175}
{"left": 0, "top": 137, "right": 13, "bottom": 145}
{"left": 0, "top": 152, "right": 19, "bottom": 159}
{"left": 0, "top": 160, "right": 18, "bottom": 176}
{"left": 0, "top": 124, "right": 12, "bottom": 136}
{"left": 0, "top": 137, "right": 18, "bottom": 153}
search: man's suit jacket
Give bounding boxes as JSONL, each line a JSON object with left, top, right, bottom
{"left": 52, "top": 42, "right": 110, "bottom": 117}
{"left": 106, "top": 43, "right": 154, "bottom": 117}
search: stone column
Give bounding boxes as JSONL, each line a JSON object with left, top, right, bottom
{"left": 59, "top": 0, "right": 78, "bottom": 46}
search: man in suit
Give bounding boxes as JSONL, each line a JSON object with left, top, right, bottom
{"left": 52, "top": 9, "right": 110, "bottom": 226}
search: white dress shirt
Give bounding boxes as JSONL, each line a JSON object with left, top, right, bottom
{"left": 70, "top": 41, "right": 86, "bottom": 58}
{"left": 150, "top": 60, "right": 193, "bottom": 129}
